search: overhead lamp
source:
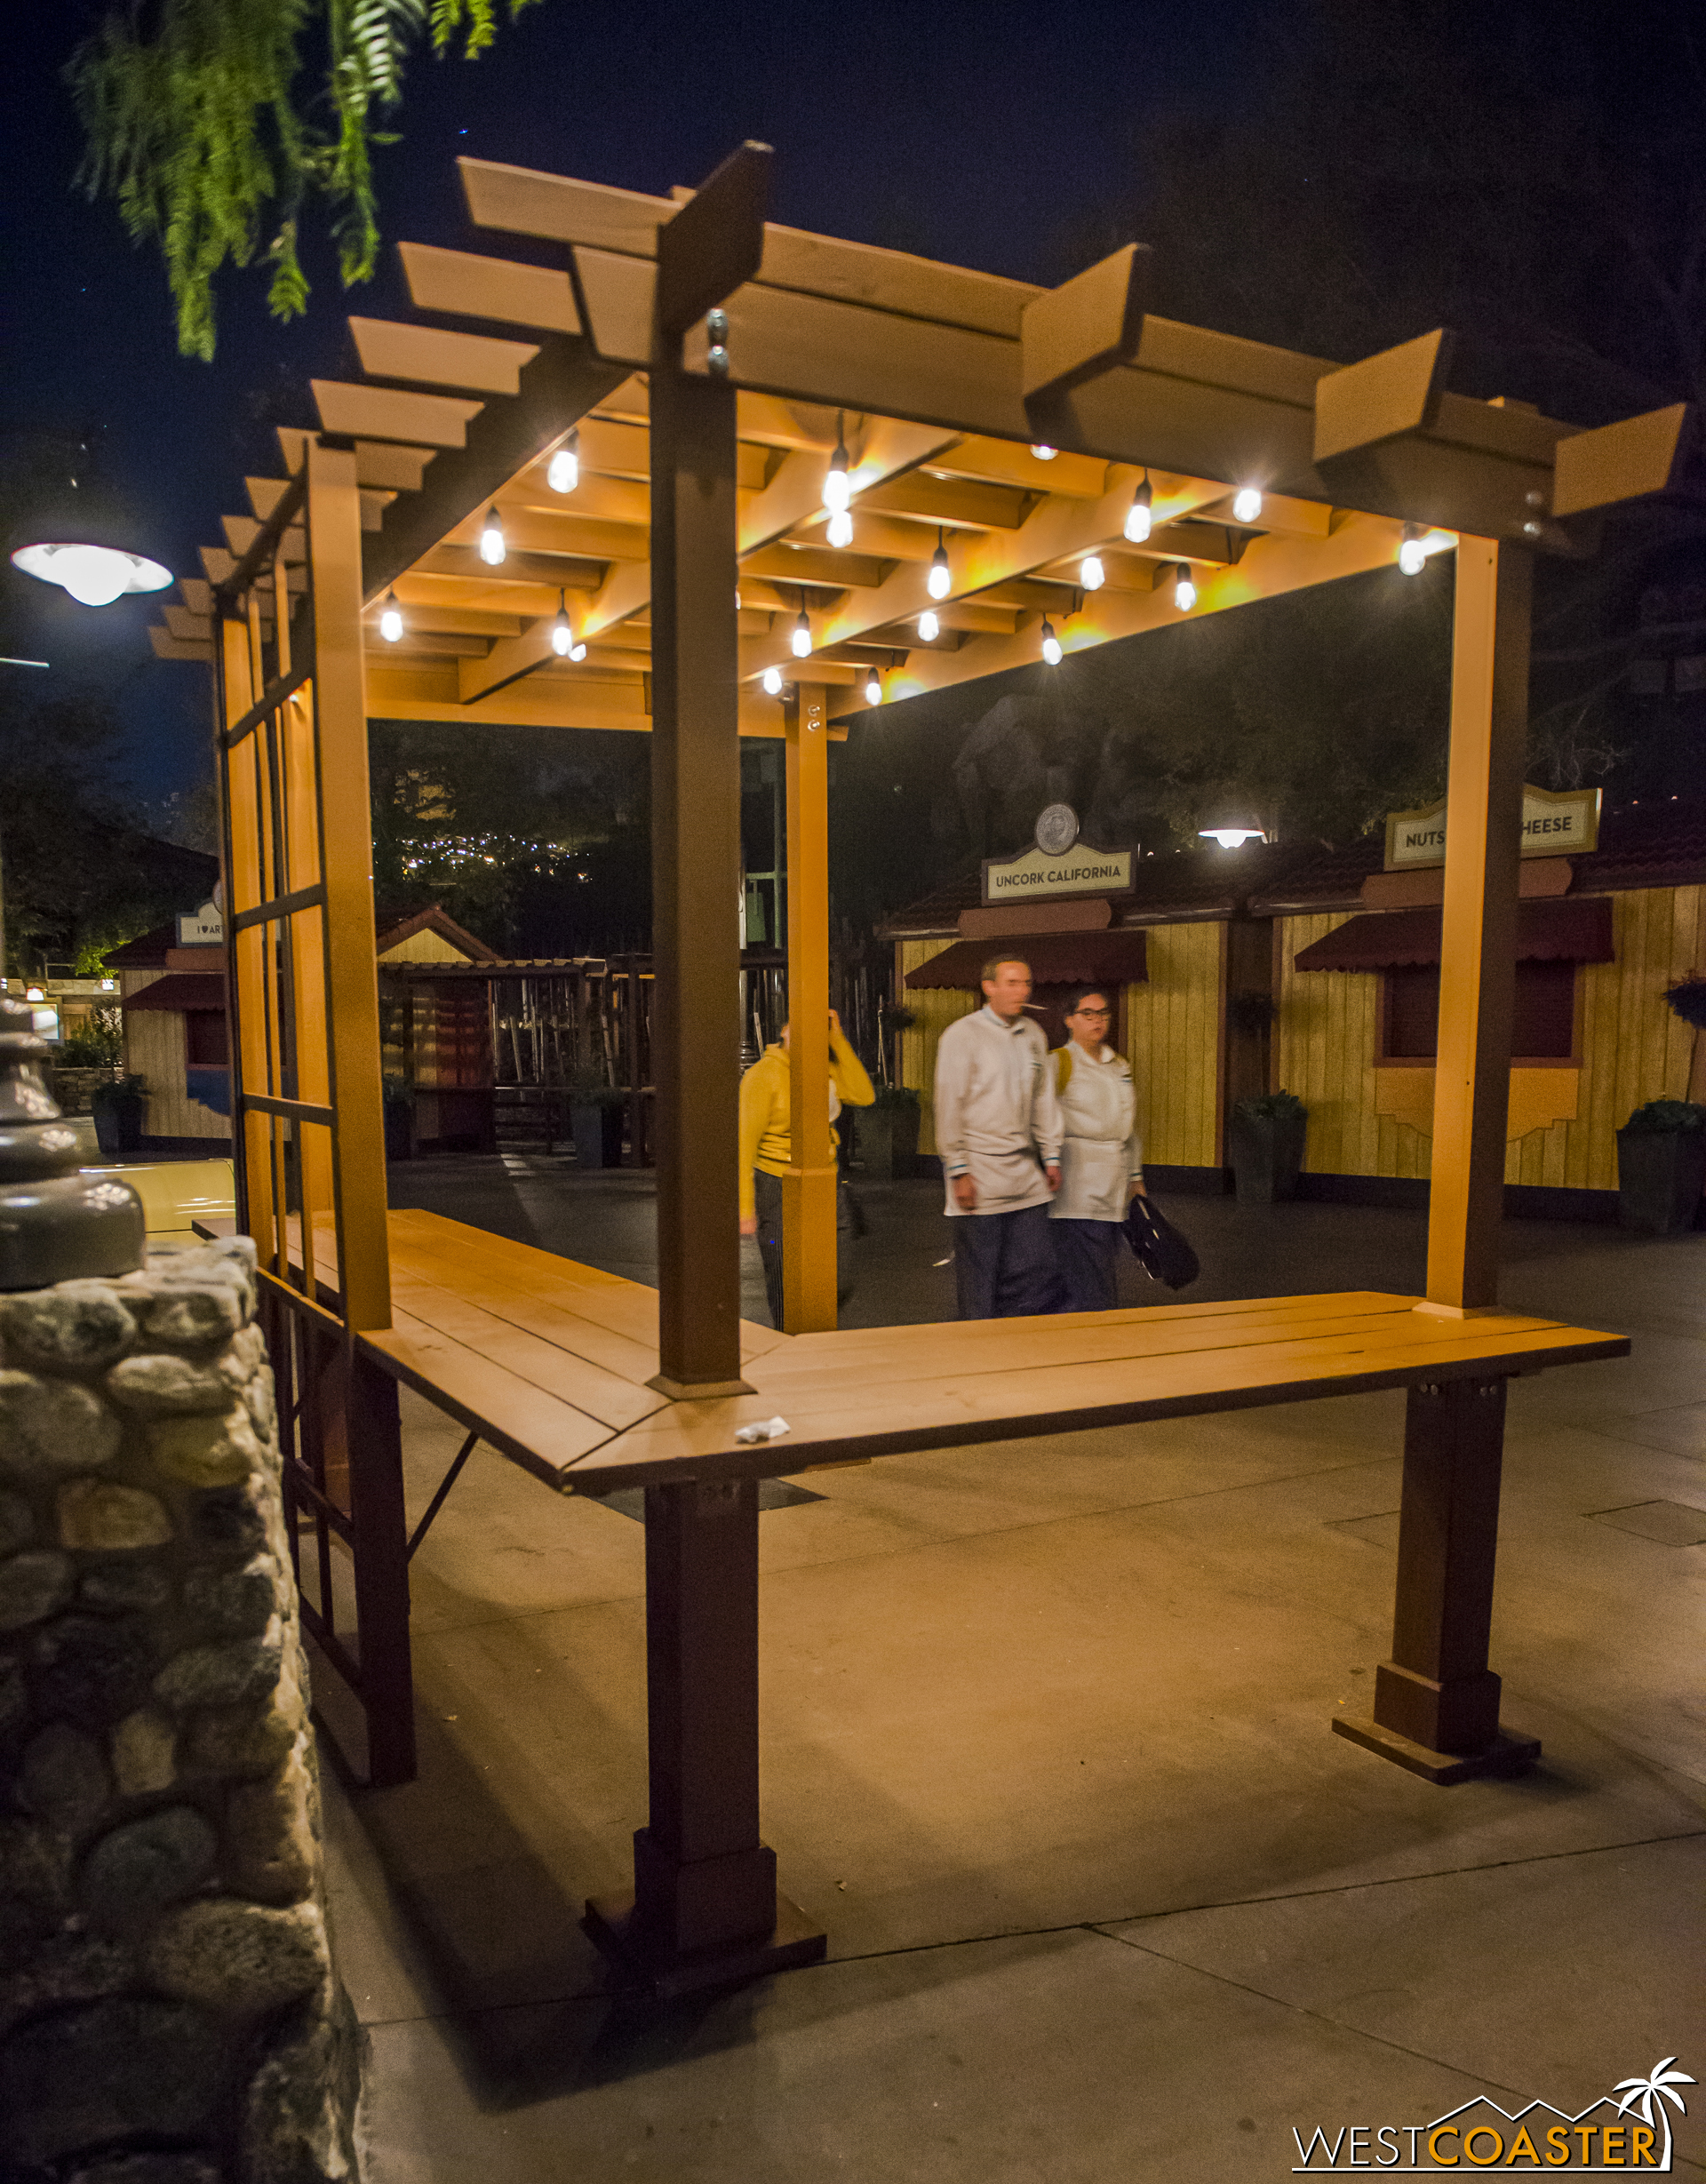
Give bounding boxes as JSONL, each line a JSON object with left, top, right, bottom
{"left": 791, "top": 595, "right": 812, "bottom": 658}
{"left": 551, "top": 590, "right": 573, "bottom": 657}
{"left": 918, "top": 608, "right": 940, "bottom": 642}
{"left": 546, "top": 430, "right": 580, "bottom": 494}
{"left": 379, "top": 592, "right": 403, "bottom": 643}
{"left": 479, "top": 506, "right": 506, "bottom": 566}
{"left": 12, "top": 541, "right": 172, "bottom": 608}
{"left": 9, "top": 443, "right": 172, "bottom": 608}
{"left": 1080, "top": 554, "right": 1105, "bottom": 592}
{"left": 1040, "top": 618, "right": 1063, "bottom": 666}
{"left": 1030, "top": 444, "right": 1057, "bottom": 462}
{"left": 1200, "top": 827, "right": 1265, "bottom": 849}
{"left": 761, "top": 666, "right": 784, "bottom": 696}
{"left": 865, "top": 669, "right": 882, "bottom": 705}
{"left": 1172, "top": 562, "right": 1197, "bottom": 611}
{"left": 928, "top": 530, "right": 952, "bottom": 601}
{"left": 823, "top": 414, "right": 851, "bottom": 512}
{"left": 1232, "top": 485, "right": 1263, "bottom": 525}
{"left": 1398, "top": 523, "right": 1428, "bottom": 577}
{"left": 1124, "top": 473, "right": 1153, "bottom": 544}
{"left": 826, "top": 506, "right": 854, "bottom": 549}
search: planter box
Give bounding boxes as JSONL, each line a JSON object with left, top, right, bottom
{"left": 1615, "top": 1129, "right": 1706, "bottom": 1235}
{"left": 383, "top": 1099, "right": 414, "bottom": 1162}
{"left": 571, "top": 1102, "right": 626, "bottom": 1171}
{"left": 1230, "top": 1112, "right": 1306, "bottom": 1205}
{"left": 857, "top": 1104, "right": 920, "bottom": 1182}
{"left": 92, "top": 1095, "right": 146, "bottom": 1159}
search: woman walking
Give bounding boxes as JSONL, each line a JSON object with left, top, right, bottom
{"left": 738, "top": 1008, "right": 874, "bottom": 1329}
{"left": 1048, "top": 987, "right": 1145, "bottom": 1312}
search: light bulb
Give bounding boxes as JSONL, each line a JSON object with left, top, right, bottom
{"left": 12, "top": 541, "right": 172, "bottom": 605}
{"left": 479, "top": 506, "right": 506, "bottom": 565}
{"left": 1398, "top": 524, "right": 1427, "bottom": 577}
{"left": 1124, "top": 476, "right": 1153, "bottom": 544}
{"left": 1080, "top": 554, "right": 1105, "bottom": 591}
{"left": 1030, "top": 444, "right": 1057, "bottom": 461}
{"left": 918, "top": 609, "right": 939, "bottom": 642}
{"left": 551, "top": 593, "right": 573, "bottom": 656}
{"left": 570, "top": 639, "right": 586, "bottom": 661}
{"left": 379, "top": 594, "right": 403, "bottom": 643}
{"left": 546, "top": 432, "right": 579, "bottom": 493}
{"left": 792, "top": 610, "right": 812, "bottom": 658}
{"left": 928, "top": 538, "right": 952, "bottom": 600}
{"left": 865, "top": 671, "right": 882, "bottom": 705}
{"left": 761, "top": 666, "right": 784, "bottom": 696}
{"left": 1174, "top": 564, "right": 1197, "bottom": 611}
{"left": 826, "top": 507, "right": 854, "bottom": 548}
{"left": 1040, "top": 618, "right": 1063, "bottom": 666}
{"left": 823, "top": 431, "right": 851, "bottom": 512}
{"left": 1232, "top": 485, "right": 1263, "bottom": 524}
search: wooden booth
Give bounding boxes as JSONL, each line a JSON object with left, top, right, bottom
{"left": 153, "top": 142, "right": 1688, "bottom": 1994}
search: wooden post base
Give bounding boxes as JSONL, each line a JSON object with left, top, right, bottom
{"left": 584, "top": 1885, "right": 826, "bottom": 1998}
{"left": 1333, "top": 1713, "right": 1541, "bottom": 1785}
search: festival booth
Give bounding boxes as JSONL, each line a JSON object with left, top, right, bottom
{"left": 151, "top": 143, "right": 1688, "bottom": 1994}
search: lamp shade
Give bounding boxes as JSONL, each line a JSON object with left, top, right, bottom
{"left": 7, "top": 447, "right": 171, "bottom": 606}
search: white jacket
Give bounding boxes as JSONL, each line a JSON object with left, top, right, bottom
{"left": 1048, "top": 1041, "right": 1143, "bottom": 1223}
{"left": 933, "top": 1006, "right": 1063, "bottom": 1217}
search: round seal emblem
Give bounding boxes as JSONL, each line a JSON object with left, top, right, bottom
{"left": 1034, "top": 802, "right": 1080, "bottom": 856}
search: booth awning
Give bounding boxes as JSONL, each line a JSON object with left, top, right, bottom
{"left": 1294, "top": 897, "right": 1614, "bottom": 973}
{"left": 905, "top": 930, "right": 1149, "bottom": 991}
{"left": 124, "top": 975, "right": 226, "bottom": 1011}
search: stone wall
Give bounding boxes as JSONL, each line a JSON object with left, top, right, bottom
{"left": 0, "top": 1238, "right": 360, "bottom": 2184}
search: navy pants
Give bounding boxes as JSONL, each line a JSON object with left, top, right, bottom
{"left": 1051, "top": 1217, "right": 1120, "bottom": 1312}
{"left": 953, "top": 1203, "right": 1059, "bottom": 1319}
{"left": 753, "top": 1169, "right": 854, "bottom": 1330}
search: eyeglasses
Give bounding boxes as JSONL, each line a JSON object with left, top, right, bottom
{"left": 1071, "top": 1005, "right": 1112, "bottom": 1018}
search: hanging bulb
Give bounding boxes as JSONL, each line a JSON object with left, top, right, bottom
{"left": 379, "top": 592, "right": 403, "bottom": 643}
{"left": 479, "top": 506, "right": 506, "bottom": 565}
{"left": 1080, "top": 554, "right": 1105, "bottom": 592}
{"left": 1030, "top": 444, "right": 1057, "bottom": 461}
{"left": 1040, "top": 618, "right": 1063, "bottom": 666}
{"left": 823, "top": 414, "right": 851, "bottom": 511}
{"left": 1232, "top": 485, "right": 1263, "bottom": 524}
{"left": 918, "top": 608, "right": 940, "bottom": 642}
{"left": 1173, "top": 562, "right": 1197, "bottom": 611}
{"left": 792, "top": 608, "right": 812, "bottom": 658}
{"left": 546, "top": 431, "right": 580, "bottom": 494}
{"left": 865, "top": 670, "right": 882, "bottom": 705}
{"left": 1398, "top": 523, "right": 1428, "bottom": 577}
{"left": 1125, "top": 473, "right": 1153, "bottom": 544}
{"left": 551, "top": 590, "right": 573, "bottom": 657}
{"left": 826, "top": 506, "right": 854, "bottom": 548}
{"left": 761, "top": 666, "right": 784, "bottom": 696}
{"left": 734, "top": 589, "right": 743, "bottom": 611}
{"left": 927, "top": 529, "right": 952, "bottom": 601}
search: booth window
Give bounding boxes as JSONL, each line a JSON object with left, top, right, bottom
{"left": 184, "top": 1009, "right": 229, "bottom": 1066}
{"left": 1379, "top": 959, "right": 1577, "bottom": 1064}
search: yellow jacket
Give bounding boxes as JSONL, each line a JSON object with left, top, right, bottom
{"left": 739, "top": 1025, "right": 875, "bottom": 1219}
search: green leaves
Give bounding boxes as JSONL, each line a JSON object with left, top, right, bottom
{"left": 68, "top": 0, "right": 546, "bottom": 361}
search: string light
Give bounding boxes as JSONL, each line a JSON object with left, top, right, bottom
{"left": 823, "top": 413, "right": 851, "bottom": 512}
{"left": 379, "top": 592, "right": 403, "bottom": 643}
{"left": 826, "top": 506, "right": 854, "bottom": 548}
{"left": 791, "top": 594, "right": 812, "bottom": 658}
{"left": 761, "top": 666, "right": 784, "bottom": 696}
{"left": 479, "top": 506, "right": 506, "bottom": 565}
{"left": 1124, "top": 473, "right": 1153, "bottom": 544}
{"left": 928, "top": 529, "right": 952, "bottom": 601}
{"left": 918, "top": 608, "right": 940, "bottom": 642}
{"left": 546, "top": 430, "right": 580, "bottom": 494}
{"left": 1030, "top": 444, "right": 1057, "bottom": 461}
{"left": 1232, "top": 485, "right": 1263, "bottom": 524}
{"left": 1173, "top": 562, "right": 1197, "bottom": 611}
{"left": 1040, "top": 618, "right": 1063, "bottom": 666}
{"left": 551, "top": 590, "right": 573, "bottom": 656}
{"left": 1080, "top": 554, "right": 1105, "bottom": 591}
{"left": 865, "top": 669, "right": 882, "bottom": 705}
{"left": 1398, "top": 523, "right": 1428, "bottom": 577}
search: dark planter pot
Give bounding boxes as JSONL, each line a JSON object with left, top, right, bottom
{"left": 383, "top": 1098, "right": 414, "bottom": 1162}
{"left": 1230, "top": 1111, "right": 1306, "bottom": 1205}
{"left": 92, "top": 1093, "right": 145, "bottom": 1159}
{"left": 571, "top": 1102, "right": 626, "bottom": 1170}
{"left": 1615, "top": 1129, "right": 1706, "bottom": 1235}
{"left": 858, "top": 1104, "right": 921, "bottom": 1181}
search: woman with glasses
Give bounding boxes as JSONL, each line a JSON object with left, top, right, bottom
{"left": 1048, "top": 987, "right": 1146, "bottom": 1312}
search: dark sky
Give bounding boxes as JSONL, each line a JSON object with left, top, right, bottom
{"left": 1, "top": 0, "right": 1272, "bottom": 802}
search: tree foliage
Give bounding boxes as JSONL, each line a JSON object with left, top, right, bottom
{"left": 68, "top": 0, "right": 542, "bottom": 361}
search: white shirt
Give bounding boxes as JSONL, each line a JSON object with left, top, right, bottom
{"left": 1049, "top": 1041, "right": 1143, "bottom": 1224}
{"left": 933, "top": 1006, "right": 1063, "bottom": 1218}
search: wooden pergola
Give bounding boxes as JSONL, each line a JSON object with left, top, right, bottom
{"left": 161, "top": 143, "right": 1683, "bottom": 1994}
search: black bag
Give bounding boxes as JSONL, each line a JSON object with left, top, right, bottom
{"left": 1123, "top": 1196, "right": 1200, "bottom": 1290}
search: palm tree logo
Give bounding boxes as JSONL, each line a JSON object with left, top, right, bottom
{"left": 1614, "top": 2059, "right": 1694, "bottom": 2167}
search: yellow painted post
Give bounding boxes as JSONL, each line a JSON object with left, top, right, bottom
{"left": 782, "top": 682, "right": 838, "bottom": 1331}
{"left": 305, "top": 439, "right": 391, "bottom": 1332}
{"left": 1425, "top": 538, "right": 1532, "bottom": 1310}
{"left": 218, "top": 614, "right": 277, "bottom": 1265}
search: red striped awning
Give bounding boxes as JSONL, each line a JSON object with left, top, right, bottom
{"left": 905, "top": 929, "right": 1148, "bottom": 991}
{"left": 1293, "top": 896, "right": 1613, "bottom": 973}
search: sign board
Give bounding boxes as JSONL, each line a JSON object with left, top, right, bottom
{"left": 982, "top": 842, "right": 1133, "bottom": 905}
{"left": 176, "top": 901, "right": 225, "bottom": 945}
{"left": 1383, "top": 785, "right": 1600, "bottom": 871}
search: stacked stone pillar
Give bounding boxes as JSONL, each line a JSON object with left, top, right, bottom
{"left": 0, "top": 1237, "right": 361, "bottom": 2183}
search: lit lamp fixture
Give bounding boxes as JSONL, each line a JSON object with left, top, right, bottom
{"left": 1040, "top": 618, "right": 1063, "bottom": 666}
{"left": 1200, "top": 825, "right": 1265, "bottom": 849}
{"left": 12, "top": 540, "right": 171, "bottom": 608}
{"left": 1398, "top": 523, "right": 1428, "bottom": 576}
{"left": 864, "top": 669, "right": 882, "bottom": 705}
{"left": 546, "top": 429, "right": 580, "bottom": 494}
{"left": 478, "top": 506, "right": 506, "bottom": 565}
{"left": 761, "top": 666, "right": 785, "bottom": 697}
{"left": 791, "top": 597, "right": 812, "bottom": 658}
{"left": 9, "top": 443, "right": 172, "bottom": 610}
{"left": 551, "top": 590, "right": 573, "bottom": 656}
{"left": 379, "top": 592, "right": 404, "bottom": 643}
{"left": 826, "top": 506, "right": 855, "bottom": 548}
{"left": 1232, "top": 484, "right": 1263, "bottom": 524}
{"left": 823, "top": 414, "right": 851, "bottom": 512}
{"left": 1125, "top": 472, "right": 1153, "bottom": 544}
{"left": 928, "top": 530, "right": 952, "bottom": 601}
{"left": 918, "top": 608, "right": 940, "bottom": 642}
{"left": 1080, "top": 554, "right": 1105, "bottom": 591}
{"left": 1172, "top": 562, "right": 1198, "bottom": 611}
{"left": 1029, "top": 444, "right": 1057, "bottom": 461}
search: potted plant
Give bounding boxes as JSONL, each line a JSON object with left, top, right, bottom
{"left": 91, "top": 1072, "right": 147, "bottom": 1158}
{"left": 1615, "top": 1098, "right": 1706, "bottom": 1234}
{"left": 857, "top": 1083, "right": 921, "bottom": 1181}
{"left": 381, "top": 1074, "right": 415, "bottom": 1162}
{"left": 1229, "top": 1088, "right": 1308, "bottom": 1205}
{"left": 568, "top": 1078, "right": 626, "bottom": 1170}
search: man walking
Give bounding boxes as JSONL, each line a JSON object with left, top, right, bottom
{"left": 933, "top": 955, "right": 1063, "bottom": 1318}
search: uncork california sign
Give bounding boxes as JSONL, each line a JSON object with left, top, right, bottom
{"left": 1384, "top": 785, "right": 1601, "bottom": 871}
{"left": 982, "top": 804, "right": 1133, "bottom": 905}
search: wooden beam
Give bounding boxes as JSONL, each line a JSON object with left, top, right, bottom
{"left": 312, "top": 380, "right": 484, "bottom": 446}
{"left": 1021, "top": 243, "right": 1149, "bottom": 403}
{"left": 277, "top": 429, "right": 434, "bottom": 494}
{"left": 442, "top": 506, "right": 648, "bottom": 562}
{"left": 782, "top": 682, "right": 838, "bottom": 1333}
{"left": 858, "top": 471, "right": 1030, "bottom": 530}
{"left": 348, "top": 316, "right": 539, "bottom": 396}
{"left": 410, "top": 544, "right": 606, "bottom": 590}
{"left": 398, "top": 241, "right": 582, "bottom": 334}
{"left": 149, "top": 626, "right": 213, "bottom": 663}
{"left": 1550, "top": 402, "right": 1691, "bottom": 516}
{"left": 653, "top": 140, "right": 771, "bottom": 339}
{"left": 741, "top": 543, "right": 883, "bottom": 588}
{"left": 1313, "top": 330, "right": 1455, "bottom": 464}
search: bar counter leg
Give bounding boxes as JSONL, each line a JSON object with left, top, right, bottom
{"left": 585, "top": 1479, "right": 825, "bottom": 1994}
{"left": 1334, "top": 1379, "right": 1540, "bottom": 1785}
{"left": 347, "top": 1351, "right": 418, "bottom": 1789}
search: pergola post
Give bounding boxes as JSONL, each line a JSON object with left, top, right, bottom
{"left": 782, "top": 682, "right": 839, "bottom": 1331}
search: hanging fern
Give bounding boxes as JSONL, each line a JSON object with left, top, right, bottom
{"left": 68, "top": 0, "right": 541, "bottom": 362}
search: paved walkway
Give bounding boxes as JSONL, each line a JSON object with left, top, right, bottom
{"left": 324, "top": 1162, "right": 1705, "bottom": 2180}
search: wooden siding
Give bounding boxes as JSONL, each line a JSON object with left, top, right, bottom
{"left": 122, "top": 982, "right": 231, "bottom": 1143}
{"left": 1276, "top": 887, "right": 1701, "bottom": 1185}
{"left": 897, "top": 940, "right": 976, "bottom": 1156}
